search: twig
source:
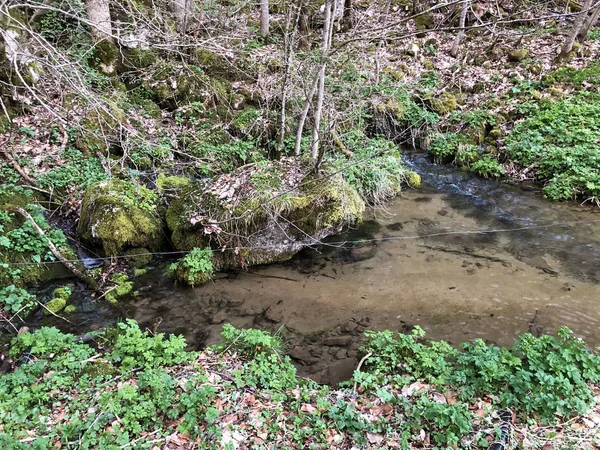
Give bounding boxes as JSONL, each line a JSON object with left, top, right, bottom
{"left": 353, "top": 352, "right": 372, "bottom": 393}
{"left": 36, "top": 300, "right": 74, "bottom": 325}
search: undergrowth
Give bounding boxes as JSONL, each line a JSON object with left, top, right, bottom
{"left": 0, "top": 321, "right": 598, "bottom": 448}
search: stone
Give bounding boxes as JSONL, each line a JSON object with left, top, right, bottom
{"left": 324, "top": 335, "right": 352, "bottom": 347}
{"left": 78, "top": 179, "right": 163, "bottom": 256}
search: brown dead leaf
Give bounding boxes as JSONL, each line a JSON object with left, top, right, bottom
{"left": 444, "top": 391, "right": 458, "bottom": 405}
{"left": 367, "top": 433, "right": 384, "bottom": 445}
{"left": 300, "top": 404, "right": 316, "bottom": 413}
{"left": 542, "top": 444, "right": 554, "bottom": 450}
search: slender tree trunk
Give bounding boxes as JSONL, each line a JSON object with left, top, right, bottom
{"left": 559, "top": 0, "right": 593, "bottom": 60}
{"left": 310, "top": 0, "right": 333, "bottom": 159}
{"left": 173, "top": 0, "right": 190, "bottom": 33}
{"left": 298, "top": 0, "right": 311, "bottom": 51}
{"left": 85, "top": 0, "right": 117, "bottom": 74}
{"left": 294, "top": 68, "right": 320, "bottom": 156}
{"left": 450, "top": 0, "right": 469, "bottom": 57}
{"left": 260, "top": 0, "right": 270, "bottom": 38}
{"left": 277, "top": 4, "right": 299, "bottom": 158}
{"left": 342, "top": 0, "right": 353, "bottom": 30}
{"left": 577, "top": 2, "right": 600, "bottom": 42}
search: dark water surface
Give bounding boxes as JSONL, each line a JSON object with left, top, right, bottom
{"left": 29, "top": 153, "right": 600, "bottom": 384}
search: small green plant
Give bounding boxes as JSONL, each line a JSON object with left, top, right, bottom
{"left": 37, "top": 148, "right": 107, "bottom": 192}
{"left": 169, "top": 248, "right": 215, "bottom": 286}
{"left": 329, "top": 130, "right": 409, "bottom": 203}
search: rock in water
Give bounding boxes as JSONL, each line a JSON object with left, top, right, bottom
{"left": 166, "top": 159, "right": 365, "bottom": 269}
{"left": 78, "top": 179, "right": 163, "bottom": 256}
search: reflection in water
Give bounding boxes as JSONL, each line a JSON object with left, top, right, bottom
{"left": 28, "top": 153, "right": 600, "bottom": 384}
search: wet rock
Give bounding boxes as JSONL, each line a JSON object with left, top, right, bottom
{"left": 210, "top": 311, "right": 228, "bottom": 325}
{"left": 324, "top": 335, "right": 352, "bottom": 347}
{"left": 335, "top": 349, "right": 349, "bottom": 360}
{"left": 289, "top": 346, "right": 319, "bottom": 364}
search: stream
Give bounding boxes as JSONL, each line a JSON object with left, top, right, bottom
{"left": 28, "top": 153, "right": 600, "bottom": 384}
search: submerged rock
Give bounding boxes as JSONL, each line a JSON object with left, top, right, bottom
{"left": 78, "top": 179, "right": 163, "bottom": 256}
{"left": 166, "top": 159, "right": 365, "bottom": 269}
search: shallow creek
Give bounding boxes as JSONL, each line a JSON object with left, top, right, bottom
{"left": 29, "top": 153, "right": 600, "bottom": 384}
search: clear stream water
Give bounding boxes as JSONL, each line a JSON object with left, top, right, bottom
{"left": 28, "top": 153, "right": 600, "bottom": 384}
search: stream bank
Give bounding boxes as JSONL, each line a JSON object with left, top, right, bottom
{"left": 27, "top": 153, "right": 600, "bottom": 385}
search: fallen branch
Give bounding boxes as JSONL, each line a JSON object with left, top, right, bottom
{"left": 8, "top": 207, "right": 99, "bottom": 290}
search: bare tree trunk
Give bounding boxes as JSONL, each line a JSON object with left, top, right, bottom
{"left": 577, "top": 2, "right": 600, "bottom": 42}
{"left": 298, "top": 0, "right": 311, "bottom": 51}
{"left": 173, "top": 0, "right": 190, "bottom": 33}
{"left": 260, "top": 0, "right": 270, "bottom": 38}
{"left": 277, "top": 4, "right": 299, "bottom": 158}
{"left": 450, "top": 0, "right": 469, "bottom": 58}
{"left": 342, "top": 0, "right": 353, "bottom": 30}
{"left": 559, "top": 0, "right": 593, "bottom": 60}
{"left": 294, "top": 69, "right": 320, "bottom": 156}
{"left": 310, "top": 0, "right": 333, "bottom": 159}
{"left": 85, "top": 0, "right": 117, "bottom": 75}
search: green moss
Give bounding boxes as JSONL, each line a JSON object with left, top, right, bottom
{"left": 52, "top": 286, "right": 72, "bottom": 302}
{"left": 91, "top": 39, "right": 118, "bottom": 75}
{"left": 415, "top": 12, "right": 434, "bottom": 31}
{"left": 407, "top": 172, "right": 422, "bottom": 188}
{"left": 133, "top": 268, "right": 147, "bottom": 277}
{"left": 508, "top": 48, "right": 529, "bottom": 62}
{"left": 119, "top": 47, "right": 158, "bottom": 71}
{"left": 64, "top": 305, "right": 77, "bottom": 313}
{"left": 79, "top": 361, "right": 119, "bottom": 379}
{"left": 44, "top": 297, "right": 66, "bottom": 315}
{"left": 124, "top": 247, "right": 153, "bottom": 268}
{"left": 156, "top": 174, "right": 190, "bottom": 192}
{"left": 427, "top": 92, "right": 458, "bottom": 114}
{"left": 105, "top": 272, "right": 134, "bottom": 304}
{"left": 78, "top": 180, "right": 163, "bottom": 256}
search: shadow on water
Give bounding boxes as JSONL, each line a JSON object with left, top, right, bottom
{"left": 27, "top": 152, "right": 600, "bottom": 385}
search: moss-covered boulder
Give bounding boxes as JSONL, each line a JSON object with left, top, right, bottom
{"left": 508, "top": 48, "right": 529, "bottom": 62}
{"left": 166, "top": 159, "right": 365, "bottom": 269}
{"left": 425, "top": 92, "right": 458, "bottom": 114}
{"left": 78, "top": 179, "right": 163, "bottom": 256}
{"left": 44, "top": 286, "right": 72, "bottom": 315}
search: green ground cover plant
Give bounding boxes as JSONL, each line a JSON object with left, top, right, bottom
{"left": 0, "top": 322, "right": 598, "bottom": 449}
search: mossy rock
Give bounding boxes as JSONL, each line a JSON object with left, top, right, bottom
{"left": 156, "top": 174, "right": 191, "bottom": 192}
{"left": 193, "top": 48, "right": 250, "bottom": 81}
{"left": 90, "top": 39, "right": 118, "bottom": 76}
{"left": 118, "top": 46, "right": 158, "bottom": 72}
{"left": 124, "top": 247, "right": 153, "bottom": 268}
{"left": 508, "top": 48, "right": 529, "bottom": 62}
{"left": 137, "top": 99, "right": 162, "bottom": 119}
{"left": 75, "top": 102, "right": 126, "bottom": 154}
{"left": 166, "top": 160, "right": 365, "bottom": 269}
{"left": 0, "top": 187, "right": 75, "bottom": 287}
{"left": 426, "top": 92, "right": 458, "bottom": 114}
{"left": 144, "top": 65, "right": 230, "bottom": 110}
{"left": 78, "top": 179, "right": 164, "bottom": 256}
{"left": 407, "top": 172, "right": 421, "bottom": 188}
{"left": 44, "top": 286, "right": 71, "bottom": 315}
